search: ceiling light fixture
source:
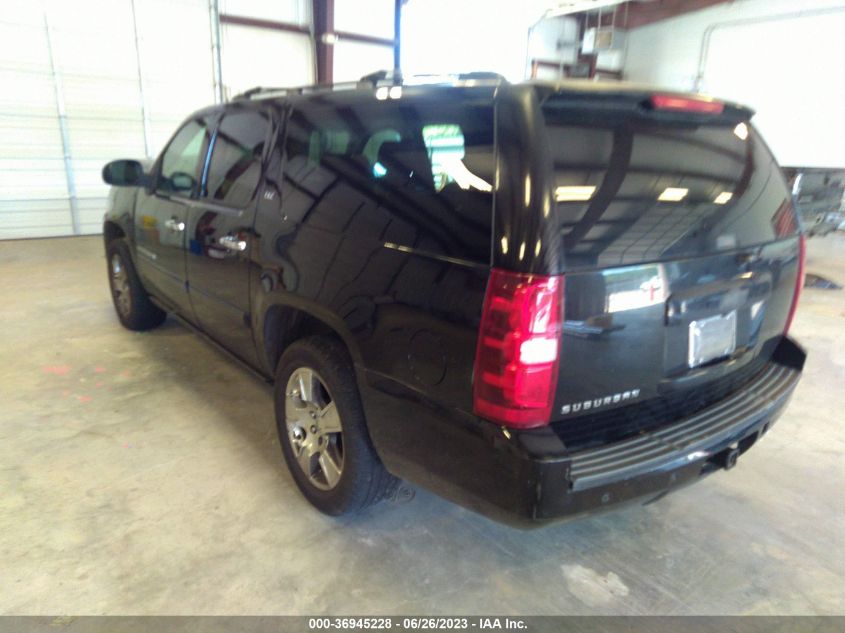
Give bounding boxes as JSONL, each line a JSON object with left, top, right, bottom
{"left": 714, "top": 191, "right": 733, "bottom": 205}
{"left": 658, "top": 187, "right": 689, "bottom": 202}
{"left": 555, "top": 185, "right": 596, "bottom": 202}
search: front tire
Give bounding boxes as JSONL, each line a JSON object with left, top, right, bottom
{"left": 106, "top": 239, "right": 166, "bottom": 331}
{"left": 274, "top": 336, "right": 397, "bottom": 515}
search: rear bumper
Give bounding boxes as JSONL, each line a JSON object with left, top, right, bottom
{"left": 363, "top": 336, "right": 805, "bottom": 528}
{"left": 540, "top": 357, "right": 800, "bottom": 522}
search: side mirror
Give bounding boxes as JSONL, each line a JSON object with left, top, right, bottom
{"left": 169, "top": 171, "right": 195, "bottom": 193}
{"left": 102, "top": 160, "right": 147, "bottom": 187}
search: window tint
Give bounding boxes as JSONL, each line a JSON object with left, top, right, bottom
{"left": 543, "top": 106, "right": 796, "bottom": 269}
{"left": 159, "top": 119, "right": 209, "bottom": 195}
{"left": 282, "top": 93, "right": 494, "bottom": 263}
{"left": 205, "top": 109, "right": 270, "bottom": 207}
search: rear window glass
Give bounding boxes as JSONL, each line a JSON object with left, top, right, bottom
{"left": 543, "top": 108, "right": 796, "bottom": 269}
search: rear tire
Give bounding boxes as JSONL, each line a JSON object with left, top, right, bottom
{"left": 274, "top": 336, "right": 397, "bottom": 515}
{"left": 106, "top": 238, "right": 166, "bottom": 331}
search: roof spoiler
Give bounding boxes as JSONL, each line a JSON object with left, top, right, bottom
{"left": 539, "top": 88, "right": 754, "bottom": 122}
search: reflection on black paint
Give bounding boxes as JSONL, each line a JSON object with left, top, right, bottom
{"left": 543, "top": 107, "right": 795, "bottom": 270}
{"left": 252, "top": 89, "right": 495, "bottom": 411}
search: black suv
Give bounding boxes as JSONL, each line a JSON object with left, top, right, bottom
{"left": 102, "top": 76, "right": 806, "bottom": 527}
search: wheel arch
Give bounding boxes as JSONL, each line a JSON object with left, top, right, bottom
{"left": 103, "top": 184, "right": 140, "bottom": 251}
{"left": 103, "top": 220, "right": 125, "bottom": 249}
{"left": 260, "top": 302, "right": 365, "bottom": 377}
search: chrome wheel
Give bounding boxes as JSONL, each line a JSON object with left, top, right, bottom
{"left": 110, "top": 254, "right": 131, "bottom": 318}
{"left": 285, "top": 367, "right": 344, "bottom": 491}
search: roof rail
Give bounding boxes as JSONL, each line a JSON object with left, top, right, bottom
{"left": 457, "top": 72, "right": 507, "bottom": 81}
{"left": 231, "top": 70, "right": 507, "bottom": 101}
{"left": 357, "top": 70, "right": 390, "bottom": 87}
{"left": 231, "top": 81, "right": 360, "bottom": 101}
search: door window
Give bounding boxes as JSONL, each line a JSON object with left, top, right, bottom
{"left": 204, "top": 109, "right": 270, "bottom": 208}
{"left": 158, "top": 119, "right": 209, "bottom": 195}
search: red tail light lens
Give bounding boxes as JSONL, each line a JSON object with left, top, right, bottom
{"left": 783, "top": 234, "right": 806, "bottom": 335}
{"left": 773, "top": 200, "right": 799, "bottom": 237}
{"left": 650, "top": 94, "right": 724, "bottom": 114}
{"left": 473, "top": 269, "right": 564, "bottom": 428}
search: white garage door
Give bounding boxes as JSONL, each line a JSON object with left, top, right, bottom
{"left": 0, "top": 0, "right": 216, "bottom": 240}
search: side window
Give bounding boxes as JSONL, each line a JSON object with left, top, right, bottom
{"left": 282, "top": 98, "right": 494, "bottom": 263}
{"left": 159, "top": 119, "right": 208, "bottom": 195}
{"left": 204, "top": 109, "right": 270, "bottom": 208}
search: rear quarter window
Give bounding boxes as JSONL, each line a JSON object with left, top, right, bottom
{"left": 281, "top": 93, "right": 495, "bottom": 265}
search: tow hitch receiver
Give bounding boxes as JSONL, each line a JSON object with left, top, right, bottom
{"left": 713, "top": 445, "right": 741, "bottom": 470}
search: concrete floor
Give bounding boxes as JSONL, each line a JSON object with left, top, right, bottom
{"left": 1, "top": 234, "right": 844, "bottom": 616}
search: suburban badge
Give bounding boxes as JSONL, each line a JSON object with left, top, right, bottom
{"left": 560, "top": 389, "right": 641, "bottom": 416}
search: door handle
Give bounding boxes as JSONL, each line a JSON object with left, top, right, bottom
{"left": 735, "top": 250, "right": 761, "bottom": 265}
{"left": 219, "top": 235, "right": 247, "bottom": 252}
{"left": 164, "top": 217, "right": 185, "bottom": 232}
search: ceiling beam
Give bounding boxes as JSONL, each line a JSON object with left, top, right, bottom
{"left": 571, "top": 0, "right": 734, "bottom": 29}
{"left": 617, "top": 0, "right": 733, "bottom": 29}
{"left": 219, "top": 14, "right": 309, "bottom": 35}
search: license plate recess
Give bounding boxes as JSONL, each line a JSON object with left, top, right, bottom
{"left": 688, "top": 311, "right": 737, "bottom": 368}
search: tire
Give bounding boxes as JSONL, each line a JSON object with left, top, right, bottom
{"left": 274, "top": 336, "right": 397, "bottom": 515}
{"left": 106, "top": 238, "right": 166, "bottom": 331}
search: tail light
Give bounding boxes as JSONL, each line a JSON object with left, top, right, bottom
{"left": 473, "top": 269, "right": 564, "bottom": 428}
{"left": 783, "top": 234, "right": 806, "bottom": 335}
{"left": 650, "top": 94, "right": 724, "bottom": 114}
